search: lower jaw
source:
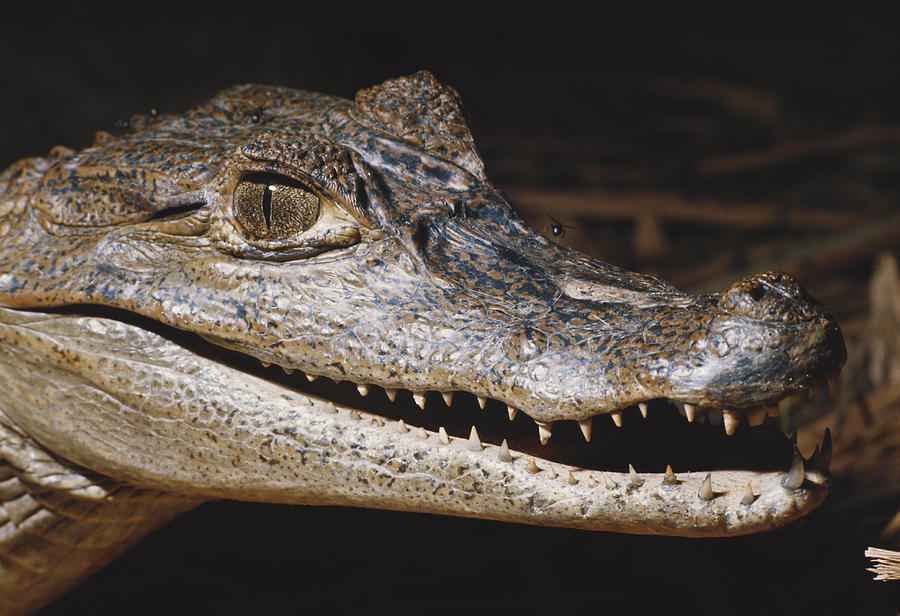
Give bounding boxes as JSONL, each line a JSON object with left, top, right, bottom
{"left": 207, "top": 346, "right": 835, "bottom": 535}
{"left": 243, "top": 382, "right": 832, "bottom": 537}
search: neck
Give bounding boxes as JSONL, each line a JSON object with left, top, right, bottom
{"left": 0, "top": 418, "right": 201, "bottom": 615}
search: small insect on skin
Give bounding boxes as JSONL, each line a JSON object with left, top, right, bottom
{"left": 546, "top": 215, "right": 577, "bottom": 238}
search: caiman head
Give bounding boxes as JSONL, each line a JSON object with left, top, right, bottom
{"left": 0, "top": 71, "right": 845, "bottom": 536}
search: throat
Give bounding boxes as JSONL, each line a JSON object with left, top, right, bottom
{"left": 0, "top": 416, "right": 201, "bottom": 616}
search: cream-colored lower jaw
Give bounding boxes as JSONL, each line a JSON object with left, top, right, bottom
{"left": 253, "top": 394, "right": 830, "bottom": 537}
{"left": 0, "top": 306, "right": 829, "bottom": 538}
{"left": 266, "top": 394, "right": 831, "bottom": 537}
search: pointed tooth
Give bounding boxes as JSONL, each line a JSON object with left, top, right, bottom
{"left": 638, "top": 402, "right": 648, "bottom": 418}
{"left": 778, "top": 397, "right": 793, "bottom": 415}
{"left": 416, "top": 427, "right": 429, "bottom": 439}
{"left": 698, "top": 473, "right": 714, "bottom": 500}
{"left": 603, "top": 473, "right": 617, "bottom": 489}
{"left": 467, "top": 426, "right": 483, "bottom": 451}
{"left": 747, "top": 407, "right": 766, "bottom": 427}
{"left": 807, "top": 443, "right": 820, "bottom": 463}
{"left": 827, "top": 376, "right": 838, "bottom": 397}
{"left": 526, "top": 458, "right": 541, "bottom": 473}
{"left": 498, "top": 439, "right": 513, "bottom": 462}
{"left": 818, "top": 427, "right": 832, "bottom": 471}
{"left": 438, "top": 426, "right": 450, "bottom": 445}
{"left": 781, "top": 445, "right": 806, "bottom": 489}
{"left": 384, "top": 388, "right": 398, "bottom": 402}
{"left": 507, "top": 406, "right": 518, "bottom": 421}
{"left": 610, "top": 411, "right": 623, "bottom": 427}
{"left": 537, "top": 422, "right": 552, "bottom": 445}
{"left": 684, "top": 403, "right": 695, "bottom": 423}
{"left": 578, "top": 418, "right": 592, "bottom": 442}
{"left": 357, "top": 384, "right": 370, "bottom": 397}
{"left": 282, "top": 366, "right": 294, "bottom": 375}
{"left": 567, "top": 471, "right": 579, "bottom": 486}
{"left": 477, "top": 396, "right": 487, "bottom": 410}
{"left": 723, "top": 410, "right": 740, "bottom": 435}
{"left": 261, "top": 361, "right": 271, "bottom": 368}
{"left": 306, "top": 373, "right": 318, "bottom": 383}
{"left": 740, "top": 483, "right": 756, "bottom": 505}
{"left": 372, "top": 417, "right": 384, "bottom": 427}
{"left": 628, "top": 464, "right": 644, "bottom": 487}
{"left": 441, "top": 391, "right": 454, "bottom": 406}
{"left": 349, "top": 410, "right": 361, "bottom": 421}
{"left": 324, "top": 401, "right": 337, "bottom": 414}
{"left": 413, "top": 392, "right": 426, "bottom": 409}
{"left": 663, "top": 465, "right": 678, "bottom": 485}
{"left": 765, "top": 404, "right": 779, "bottom": 417}
{"left": 396, "top": 419, "right": 409, "bottom": 433}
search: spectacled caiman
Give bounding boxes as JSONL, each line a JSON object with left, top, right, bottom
{"left": 0, "top": 71, "right": 846, "bottom": 614}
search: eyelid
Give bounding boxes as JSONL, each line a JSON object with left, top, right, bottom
{"left": 212, "top": 168, "right": 362, "bottom": 261}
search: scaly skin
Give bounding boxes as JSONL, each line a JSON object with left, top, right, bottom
{"left": 0, "top": 72, "right": 845, "bottom": 613}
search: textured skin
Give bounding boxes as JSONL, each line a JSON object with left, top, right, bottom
{"left": 0, "top": 72, "right": 845, "bottom": 613}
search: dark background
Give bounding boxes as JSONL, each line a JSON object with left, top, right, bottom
{"left": 2, "top": 2, "right": 898, "bottom": 614}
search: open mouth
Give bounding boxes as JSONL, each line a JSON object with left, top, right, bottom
{"left": 52, "top": 303, "right": 836, "bottom": 486}
{"left": 24, "top": 303, "right": 834, "bottom": 535}
{"left": 251, "top": 359, "right": 834, "bottom": 481}
{"left": 61, "top": 302, "right": 834, "bottom": 486}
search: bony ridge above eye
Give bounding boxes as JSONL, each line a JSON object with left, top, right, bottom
{"left": 233, "top": 173, "right": 320, "bottom": 239}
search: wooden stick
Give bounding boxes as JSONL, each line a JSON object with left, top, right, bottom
{"left": 865, "top": 547, "right": 900, "bottom": 581}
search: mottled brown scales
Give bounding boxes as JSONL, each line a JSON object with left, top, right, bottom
{"left": 0, "top": 72, "right": 845, "bottom": 614}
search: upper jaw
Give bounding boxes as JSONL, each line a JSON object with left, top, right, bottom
{"left": 207, "top": 261, "right": 846, "bottom": 431}
{"left": 233, "top": 306, "right": 845, "bottom": 453}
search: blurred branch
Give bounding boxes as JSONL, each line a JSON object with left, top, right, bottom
{"left": 697, "top": 125, "right": 900, "bottom": 176}
{"left": 691, "top": 213, "right": 900, "bottom": 294}
{"left": 506, "top": 188, "right": 860, "bottom": 230}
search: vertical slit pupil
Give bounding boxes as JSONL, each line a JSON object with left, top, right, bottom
{"left": 262, "top": 184, "right": 273, "bottom": 228}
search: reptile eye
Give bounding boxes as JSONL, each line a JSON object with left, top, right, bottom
{"left": 233, "top": 173, "right": 320, "bottom": 238}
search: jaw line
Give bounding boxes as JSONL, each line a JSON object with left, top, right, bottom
{"left": 0, "top": 305, "right": 831, "bottom": 537}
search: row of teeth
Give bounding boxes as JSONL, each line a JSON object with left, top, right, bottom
{"left": 265, "top": 361, "right": 836, "bottom": 446}
{"left": 320, "top": 397, "right": 832, "bottom": 502}
{"left": 270, "top": 361, "right": 834, "bottom": 501}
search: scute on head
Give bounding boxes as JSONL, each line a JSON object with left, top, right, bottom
{"left": 351, "top": 70, "right": 487, "bottom": 180}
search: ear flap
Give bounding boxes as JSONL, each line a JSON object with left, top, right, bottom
{"left": 352, "top": 71, "right": 487, "bottom": 181}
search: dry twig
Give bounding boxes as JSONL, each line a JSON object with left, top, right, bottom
{"left": 865, "top": 547, "right": 900, "bottom": 581}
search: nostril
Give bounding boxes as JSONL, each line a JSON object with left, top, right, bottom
{"left": 748, "top": 285, "right": 765, "bottom": 302}
{"left": 718, "top": 271, "right": 817, "bottom": 322}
